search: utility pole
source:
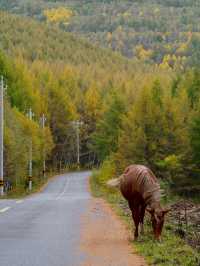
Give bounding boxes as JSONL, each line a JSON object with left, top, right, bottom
{"left": 41, "top": 114, "right": 46, "bottom": 178}
{"left": 0, "top": 76, "right": 5, "bottom": 196}
{"left": 27, "top": 108, "right": 34, "bottom": 191}
{"left": 72, "top": 121, "right": 83, "bottom": 169}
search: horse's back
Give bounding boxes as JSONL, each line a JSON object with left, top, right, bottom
{"left": 120, "top": 164, "right": 158, "bottom": 202}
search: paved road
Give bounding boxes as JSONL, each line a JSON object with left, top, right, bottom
{"left": 0, "top": 172, "right": 91, "bottom": 266}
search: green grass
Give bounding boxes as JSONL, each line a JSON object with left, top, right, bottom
{"left": 134, "top": 227, "right": 199, "bottom": 266}
{"left": 90, "top": 169, "right": 200, "bottom": 266}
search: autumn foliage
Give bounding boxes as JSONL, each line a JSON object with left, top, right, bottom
{"left": 0, "top": 10, "right": 199, "bottom": 195}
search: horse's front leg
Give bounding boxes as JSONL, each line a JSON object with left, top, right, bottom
{"left": 139, "top": 205, "right": 146, "bottom": 235}
{"left": 131, "top": 207, "right": 140, "bottom": 240}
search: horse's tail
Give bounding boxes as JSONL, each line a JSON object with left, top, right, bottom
{"left": 107, "top": 175, "right": 124, "bottom": 189}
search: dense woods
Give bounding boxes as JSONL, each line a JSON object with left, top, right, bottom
{"left": 1, "top": 0, "right": 200, "bottom": 66}
{"left": 0, "top": 3, "right": 200, "bottom": 197}
{"left": 92, "top": 71, "right": 200, "bottom": 196}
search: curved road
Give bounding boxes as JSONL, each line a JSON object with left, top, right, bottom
{"left": 0, "top": 172, "right": 91, "bottom": 266}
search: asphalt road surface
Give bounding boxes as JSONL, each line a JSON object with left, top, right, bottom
{"left": 0, "top": 171, "right": 91, "bottom": 266}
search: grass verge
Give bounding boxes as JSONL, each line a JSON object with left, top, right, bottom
{"left": 3, "top": 171, "right": 58, "bottom": 199}
{"left": 90, "top": 169, "right": 200, "bottom": 266}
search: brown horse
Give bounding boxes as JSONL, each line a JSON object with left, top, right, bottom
{"left": 107, "top": 164, "right": 171, "bottom": 241}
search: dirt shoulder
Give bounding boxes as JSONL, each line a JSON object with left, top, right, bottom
{"left": 80, "top": 197, "right": 147, "bottom": 266}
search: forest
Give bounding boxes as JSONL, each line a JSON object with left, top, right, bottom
{"left": 1, "top": 0, "right": 200, "bottom": 67}
{"left": 0, "top": 10, "right": 135, "bottom": 192}
{"left": 0, "top": 9, "right": 199, "bottom": 196}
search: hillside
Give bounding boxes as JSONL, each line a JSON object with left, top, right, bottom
{"left": 0, "top": 11, "right": 128, "bottom": 68}
{"left": 0, "top": 0, "right": 200, "bottom": 66}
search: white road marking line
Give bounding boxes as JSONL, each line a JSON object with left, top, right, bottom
{"left": 56, "top": 178, "right": 70, "bottom": 200}
{"left": 0, "top": 206, "right": 11, "bottom": 213}
{"left": 16, "top": 200, "right": 24, "bottom": 204}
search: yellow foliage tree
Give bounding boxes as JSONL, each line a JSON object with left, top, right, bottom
{"left": 135, "top": 45, "right": 153, "bottom": 60}
{"left": 44, "top": 7, "right": 73, "bottom": 25}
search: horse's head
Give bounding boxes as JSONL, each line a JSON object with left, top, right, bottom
{"left": 147, "top": 206, "right": 171, "bottom": 241}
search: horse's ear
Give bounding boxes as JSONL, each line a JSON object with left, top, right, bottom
{"left": 146, "top": 207, "right": 154, "bottom": 214}
{"left": 163, "top": 207, "right": 171, "bottom": 215}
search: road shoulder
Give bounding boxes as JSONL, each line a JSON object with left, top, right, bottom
{"left": 80, "top": 197, "right": 147, "bottom": 266}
